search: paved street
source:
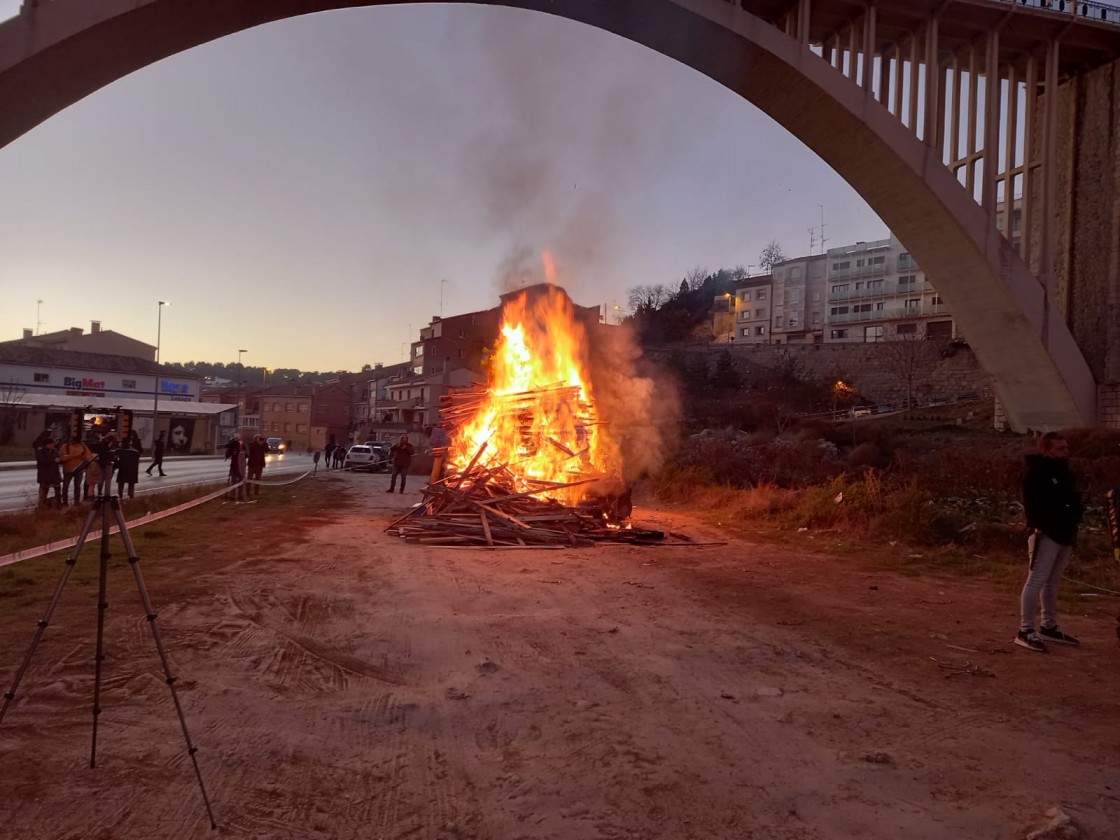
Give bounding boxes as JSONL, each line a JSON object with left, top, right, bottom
{"left": 0, "top": 453, "right": 315, "bottom": 513}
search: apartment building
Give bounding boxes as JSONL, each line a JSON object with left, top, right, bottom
{"left": 823, "top": 236, "right": 954, "bottom": 343}
{"left": 770, "top": 254, "right": 828, "bottom": 344}
{"left": 730, "top": 274, "right": 775, "bottom": 344}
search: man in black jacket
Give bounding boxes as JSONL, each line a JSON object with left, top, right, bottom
{"left": 1017, "top": 432, "right": 1084, "bottom": 652}
{"left": 385, "top": 434, "right": 415, "bottom": 494}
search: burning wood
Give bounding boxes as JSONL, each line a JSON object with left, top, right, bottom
{"left": 386, "top": 282, "right": 662, "bottom": 548}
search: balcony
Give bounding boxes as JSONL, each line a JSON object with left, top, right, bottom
{"left": 827, "top": 303, "right": 948, "bottom": 324}
{"left": 827, "top": 281, "right": 933, "bottom": 302}
{"left": 829, "top": 263, "right": 887, "bottom": 281}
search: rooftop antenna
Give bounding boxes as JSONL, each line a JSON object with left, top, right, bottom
{"left": 817, "top": 204, "right": 827, "bottom": 254}
{"left": 808, "top": 227, "right": 817, "bottom": 255}
{"left": 439, "top": 278, "right": 447, "bottom": 317}
{"left": 36, "top": 299, "right": 44, "bottom": 335}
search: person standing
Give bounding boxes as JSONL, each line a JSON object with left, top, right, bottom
{"left": 36, "top": 437, "right": 62, "bottom": 509}
{"left": 247, "top": 434, "right": 268, "bottom": 498}
{"left": 323, "top": 441, "right": 335, "bottom": 471}
{"left": 312, "top": 449, "right": 321, "bottom": 474}
{"left": 115, "top": 431, "right": 142, "bottom": 499}
{"left": 146, "top": 432, "right": 167, "bottom": 477}
{"left": 224, "top": 434, "right": 247, "bottom": 502}
{"left": 1016, "top": 432, "right": 1085, "bottom": 652}
{"left": 385, "top": 434, "right": 415, "bottom": 494}
{"left": 58, "top": 434, "right": 93, "bottom": 506}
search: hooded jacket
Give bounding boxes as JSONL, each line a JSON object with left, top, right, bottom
{"left": 1022, "top": 453, "right": 1083, "bottom": 546}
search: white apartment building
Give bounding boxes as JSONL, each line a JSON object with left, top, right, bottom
{"left": 770, "top": 254, "right": 828, "bottom": 344}
{"left": 823, "top": 236, "right": 954, "bottom": 343}
{"left": 730, "top": 274, "right": 775, "bottom": 344}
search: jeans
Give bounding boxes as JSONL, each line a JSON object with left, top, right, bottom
{"left": 388, "top": 465, "right": 407, "bottom": 492}
{"left": 62, "top": 471, "right": 82, "bottom": 504}
{"left": 1019, "top": 532, "right": 1072, "bottom": 632}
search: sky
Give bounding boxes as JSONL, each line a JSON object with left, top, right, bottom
{"left": 0, "top": 1, "right": 901, "bottom": 372}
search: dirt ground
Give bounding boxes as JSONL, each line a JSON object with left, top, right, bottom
{"left": 0, "top": 472, "right": 1118, "bottom": 840}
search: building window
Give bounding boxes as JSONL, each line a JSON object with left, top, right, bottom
{"left": 854, "top": 303, "right": 872, "bottom": 313}
{"left": 272, "top": 422, "right": 280, "bottom": 432}
{"left": 285, "top": 403, "right": 293, "bottom": 412}
{"left": 868, "top": 279, "right": 884, "bottom": 289}
{"left": 832, "top": 261, "right": 850, "bottom": 271}
{"left": 121, "top": 379, "right": 136, "bottom": 389}
{"left": 898, "top": 275, "right": 917, "bottom": 286}
{"left": 741, "top": 290, "right": 752, "bottom": 302}
{"left": 876, "top": 302, "right": 885, "bottom": 311}
{"left": 864, "top": 325, "right": 884, "bottom": 342}
{"left": 755, "top": 308, "right": 766, "bottom": 318}
{"left": 906, "top": 299, "right": 921, "bottom": 310}
{"left": 458, "top": 349, "right": 466, "bottom": 359}
{"left": 296, "top": 424, "right": 307, "bottom": 433}
{"left": 830, "top": 306, "right": 849, "bottom": 316}
{"left": 298, "top": 404, "right": 308, "bottom": 413}
{"left": 830, "top": 329, "right": 848, "bottom": 339}
{"left": 755, "top": 326, "right": 766, "bottom": 336}
{"left": 415, "top": 344, "right": 424, "bottom": 356}
{"left": 897, "top": 323, "right": 917, "bottom": 335}
{"left": 812, "top": 291, "right": 821, "bottom": 302}
{"left": 932, "top": 295, "right": 943, "bottom": 305}
{"left": 34, "top": 372, "right": 49, "bottom": 382}
{"left": 741, "top": 328, "right": 750, "bottom": 337}
{"left": 831, "top": 284, "right": 849, "bottom": 294}
{"left": 788, "top": 288, "right": 800, "bottom": 303}
{"left": 789, "top": 316, "right": 799, "bottom": 327}
{"left": 757, "top": 289, "right": 767, "bottom": 300}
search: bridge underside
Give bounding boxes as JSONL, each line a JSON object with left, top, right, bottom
{"left": 0, "top": 0, "right": 1115, "bottom": 431}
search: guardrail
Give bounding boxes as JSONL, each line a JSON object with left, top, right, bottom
{"left": 993, "top": 0, "right": 1120, "bottom": 25}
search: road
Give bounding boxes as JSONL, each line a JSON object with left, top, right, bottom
{"left": 0, "top": 453, "right": 315, "bottom": 512}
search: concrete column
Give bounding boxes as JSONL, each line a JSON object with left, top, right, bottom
{"left": 1055, "top": 58, "right": 1120, "bottom": 427}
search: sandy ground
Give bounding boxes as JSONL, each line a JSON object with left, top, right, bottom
{"left": 0, "top": 472, "right": 1118, "bottom": 840}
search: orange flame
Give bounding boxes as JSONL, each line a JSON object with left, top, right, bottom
{"left": 448, "top": 282, "right": 619, "bottom": 499}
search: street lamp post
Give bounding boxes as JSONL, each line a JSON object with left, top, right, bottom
{"left": 237, "top": 349, "right": 248, "bottom": 437}
{"left": 150, "top": 301, "right": 169, "bottom": 449}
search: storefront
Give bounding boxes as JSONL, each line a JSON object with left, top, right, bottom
{"left": 0, "top": 347, "right": 232, "bottom": 453}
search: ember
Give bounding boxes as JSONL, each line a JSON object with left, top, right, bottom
{"left": 387, "top": 282, "right": 662, "bottom": 547}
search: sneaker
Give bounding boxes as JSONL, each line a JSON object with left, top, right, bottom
{"left": 1039, "top": 626, "right": 1080, "bottom": 645}
{"left": 1014, "top": 630, "right": 1048, "bottom": 652}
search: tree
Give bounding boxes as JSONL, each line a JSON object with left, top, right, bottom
{"left": 0, "top": 382, "right": 26, "bottom": 445}
{"left": 758, "top": 239, "right": 786, "bottom": 273}
{"left": 627, "top": 284, "right": 672, "bottom": 313}
{"left": 683, "top": 266, "right": 708, "bottom": 291}
{"left": 712, "top": 349, "right": 743, "bottom": 390}
{"left": 880, "top": 330, "right": 939, "bottom": 409}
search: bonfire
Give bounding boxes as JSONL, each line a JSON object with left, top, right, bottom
{"left": 387, "top": 283, "right": 657, "bottom": 547}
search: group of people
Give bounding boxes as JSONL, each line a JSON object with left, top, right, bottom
{"left": 320, "top": 441, "right": 348, "bottom": 470}
{"left": 33, "top": 428, "right": 147, "bottom": 509}
{"left": 223, "top": 433, "right": 269, "bottom": 502}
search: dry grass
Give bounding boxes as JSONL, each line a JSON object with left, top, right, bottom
{"left": 651, "top": 430, "right": 1120, "bottom": 595}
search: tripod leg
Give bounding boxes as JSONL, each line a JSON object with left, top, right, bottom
{"left": 90, "top": 491, "right": 114, "bottom": 769}
{"left": 0, "top": 503, "right": 101, "bottom": 727}
{"left": 110, "top": 499, "right": 218, "bottom": 829}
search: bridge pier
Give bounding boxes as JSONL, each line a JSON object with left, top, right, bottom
{"left": 1056, "top": 58, "right": 1120, "bottom": 428}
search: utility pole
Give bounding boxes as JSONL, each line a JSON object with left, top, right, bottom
{"left": 35, "top": 299, "right": 44, "bottom": 335}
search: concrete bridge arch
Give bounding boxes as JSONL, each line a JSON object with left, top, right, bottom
{"left": 0, "top": 0, "right": 1111, "bottom": 431}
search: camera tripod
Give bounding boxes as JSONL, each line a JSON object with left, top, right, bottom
{"left": 0, "top": 483, "right": 217, "bottom": 829}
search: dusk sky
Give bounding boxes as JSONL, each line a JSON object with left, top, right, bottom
{"left": 0, "top": 2, "right": 901, "bottom": 372}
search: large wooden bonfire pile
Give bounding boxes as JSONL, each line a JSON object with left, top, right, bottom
{"left": 386, "top": 384, "right": 662, "bottom": 548}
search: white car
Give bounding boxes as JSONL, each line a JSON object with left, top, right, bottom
{"left": 344, "top": 444, "right": 380, "bottom": 472}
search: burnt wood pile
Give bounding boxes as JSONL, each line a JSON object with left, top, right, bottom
{"left": 385, "top": 386, "right": 660, "bottom": 547}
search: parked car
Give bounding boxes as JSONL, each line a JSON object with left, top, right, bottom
{"left": 344, "top": 444, "right": 380, "bottom": 472}
{"left": 265, "top": 437, "right": 286, "bottom": 454}
{"left": 366, "top": 441, "right": 392, "bottom": 470}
